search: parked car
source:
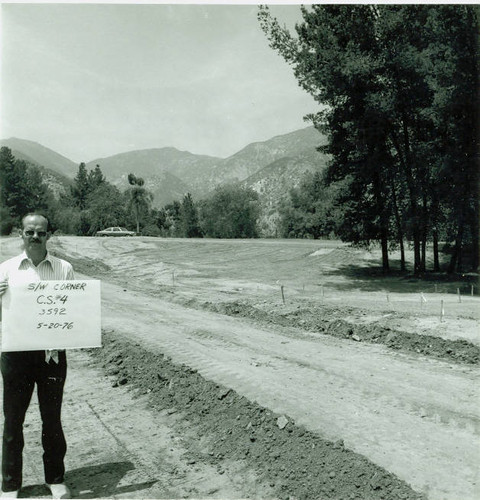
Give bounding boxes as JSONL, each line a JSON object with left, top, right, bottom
{"left": 96, "top": 226, "right": 135, "bottom": 237}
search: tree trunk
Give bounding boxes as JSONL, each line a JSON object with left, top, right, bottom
{"left": 457, "top": 236, "right": 463, "bottom": 272}
{"left": 430, "top": 187, "right": 441, "bottom": 272}
{"left": 448, "top": 221, "right": 464, "bottom": 273}
{"left": 389, "top": 122, "right": 421, "bottom": 274}
{"left": 372, "top": 164, "right": 389, "bottom": 272}
{"left": 420, "top": 192, "right": 428, "bottom": 273}
{"left": 135, "top": 205, "right": 140, "bottom": 234}
{"left": 421, "top": 234, "right": 427, "bottom": 274}
{"left": 381, "top": 231, "right": 389, "bottom": 272}
{"left": 412, "top": 222, "right": 422, "bottom": 275}
{"left": 471, "top": 201, "right": 479, "bottom": 271}
{"left": 433, "top": 229, "right": 440, "bottom": 272}
{"left": 390, "top": 174, "right": 406, "bottom": 271}
{"left": 399, "top": 238, "right": 406, "bottom": 272}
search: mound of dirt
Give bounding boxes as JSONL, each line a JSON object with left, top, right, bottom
{"left": 89, "top": 331, "right": 426, "bottom": 500}
{"left": 195, "top": 299, "right": 480, "bottom": 365}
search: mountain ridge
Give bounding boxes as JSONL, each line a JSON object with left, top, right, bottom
{"left": 0, "top": 137, "right": 79, "bottom": 178}
{"left": 1, "top": 127, "right": 329, "bottom": 233}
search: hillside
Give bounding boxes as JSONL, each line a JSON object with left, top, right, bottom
{"left": 210, "top": 126, "right": 325, "bottom": 186}
{"left": 244, "top": 147, "right": 329, "bottom": 236}
{"left": 86, "top": 147, "right": 221, "bottom": 196}
{"left": 3, "top": 126, "right": 329, "bottom": 213}
{"left": 86, "top": 126, "right": 327, "bottom": 206}
{"left": 27, "top": 163, "right": 72, "bottom": 199}
{"left": 0, "top": 137, "right": 78, "bottom": 178}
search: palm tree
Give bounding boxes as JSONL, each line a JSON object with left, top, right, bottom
{"left": 127, "top": 173, "right": 153, "bottom": 234}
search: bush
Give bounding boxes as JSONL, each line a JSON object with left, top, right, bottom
{"left": 0, "top": 207, "right": 15, "bottom": 235}
{"left": 141, "top": 224, "right": 161, "bottom": 237}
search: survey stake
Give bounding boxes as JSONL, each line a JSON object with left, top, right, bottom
{"left": 1, "top": 280, "right": 101, "bottom": 351}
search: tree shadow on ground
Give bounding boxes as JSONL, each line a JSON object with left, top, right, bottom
{"left": 20, "top": 461, "right": 157, "bottom": 498}
{"left": 321, "top": 260, "right": 478, "bottom": 295}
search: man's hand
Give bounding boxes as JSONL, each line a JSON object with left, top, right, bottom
{"left": 0, "top": 280, "right": 8, "bottom": 297}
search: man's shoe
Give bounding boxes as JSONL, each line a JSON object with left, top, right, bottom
{"left": 0, "top": 490, "right": 19, "bottom": 498}
{"left": 45, "top": 483, "right": 70, "bottom": 499}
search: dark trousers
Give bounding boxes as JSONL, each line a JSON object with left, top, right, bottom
{"left": 1, "top": 351, "right": 67, "bottom": 492}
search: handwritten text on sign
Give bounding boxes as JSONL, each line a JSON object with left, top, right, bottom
{"left": 2, "top": 280, "right": 101, "bottom": 351}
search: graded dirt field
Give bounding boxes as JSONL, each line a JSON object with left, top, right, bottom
{"left": 0, "top": 235, "right": 478, "bottom": 500}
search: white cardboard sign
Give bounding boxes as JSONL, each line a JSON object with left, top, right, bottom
{"left": 1, "top": 280, "right": 101, "bottom": 351}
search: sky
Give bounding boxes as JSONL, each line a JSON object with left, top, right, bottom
{"left": 1, "top": 3, "right": 319, "bottom": 163}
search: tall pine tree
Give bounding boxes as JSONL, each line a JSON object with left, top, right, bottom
{"left": 259, "top": 4, "right": 479, "bottom": 272}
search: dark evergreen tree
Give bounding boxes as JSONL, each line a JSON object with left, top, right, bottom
{"left": 71, "top": 162, "right": 90, "bottom": 210}
{"left": 161, "top": 201, "right": 182, "bottom": 237}
{"left": 180, "top": 193, "right": 202, "bottom": 238}
{"left": 259, "top": 4, "right": 479, "bottom": 272}
{"left": 0, "top": 147, "right": 54, "bottom": 233}
{"left": 0, "top": 147, "right": 16, "bottom": 211}
{"left": 0, "top": 149, "right": 30, "bottom": 221}
{"left": 87, "top": 164, "right": 106, "bottom": 192}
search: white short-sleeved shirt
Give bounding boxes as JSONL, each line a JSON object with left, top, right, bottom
{"left": 0, "top": 251, "right": 75, "bottom": 284}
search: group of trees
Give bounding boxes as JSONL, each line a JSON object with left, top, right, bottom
{"left": 0, "top": 147, "right": 260, "bottom": 239}
{"left": 0, "top": 147, "right": 56, "bottom": 234}
{"left": 60, "top": 162, "right": 132, "bottom": 235}
{"left": 155, "top": 185, "right": 260, "bottom": 238}
{"left": 260, "top": 4, "right": 478, "bottom": 273}
{"left": 0, "top": 152, "right": 142, "bottom": 236}
{"left": 277, "top": 170, "right": 344, "bottom": 240}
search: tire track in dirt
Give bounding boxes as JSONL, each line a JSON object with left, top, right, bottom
{"left": 99, "top": 279, "right": 480, "bottom": 500}
{"left": 105, "top": 283, "right": 479, "bottom": 434}
{"left": 182, "top": 321, "right": 479, "bottom": 433}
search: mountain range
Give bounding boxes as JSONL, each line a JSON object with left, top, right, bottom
{"left": 1, "top": 126, "right": 329, "bottom": 234}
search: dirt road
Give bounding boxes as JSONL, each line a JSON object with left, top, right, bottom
{"left": 99, "top": 279, "right": 479, "bottom": 500}
{"left": 0, "top": 236, "right": 478, "bottom": 499}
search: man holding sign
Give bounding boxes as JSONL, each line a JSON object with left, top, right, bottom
{"left": 0, "top": 214, "right": 73, "bottom": 499}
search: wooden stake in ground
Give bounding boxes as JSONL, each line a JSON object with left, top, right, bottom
{"left": 457, "top": 288, "right": 461, "bottom": 303}
{"left": 276, "top": 280, "right": 285, "bottom": 305}
{"left": 440, "top": 300, "right": 445, "bottom": 322}
{"left": 471, "top": 285, "right": 474, "bottom": 296}
{"left": 421, "top": 293, "right": 427, "bottom": 308}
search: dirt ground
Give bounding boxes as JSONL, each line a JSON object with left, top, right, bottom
{"left": 0, "top": 235, "right": 479, "bottom": 500}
